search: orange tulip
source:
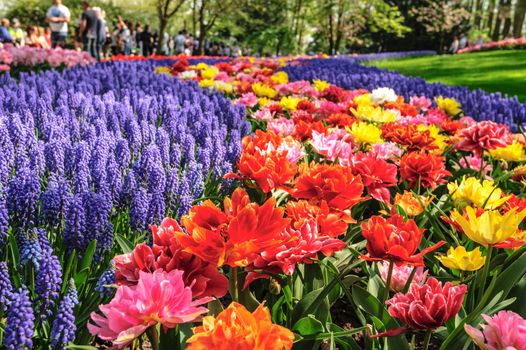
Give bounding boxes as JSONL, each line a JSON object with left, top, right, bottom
{"left": 286, "top": 200, "right": 348, "bottom": 238}
{"left": 232, "top": 130, "right": 298, "bottom": 193}
{"left": 186, "top": 302, "right": 294, "bottom": 350}
{"left": 291, "top": 162, "right": 368, "bottom": 222}
{"left": 177, "top": 188, "right": 290, "bottom": 267}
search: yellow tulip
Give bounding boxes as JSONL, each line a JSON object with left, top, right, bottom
{"left": 252, "top": 83, "right": 278, "bottom": 99}
{"left": 350, "top": 104, "right": 396, "bottom": 123}
{"left": 489, "top": 141, "right": 526, "bottom": 162}
{"left": 154, "top": 66, "right": 171, "bottom": 75}
{"left": 353, "top": 93, "right": 373, "bottom": 107}
{"left": 451, "top": 206, "right": 526, "bottom": 246}
{"left": 271, "top": 71, "right": 288, "bottom": 84}
{"left": 347, "top": 122, "right": 383, "bottom": 146}
{"left": 313, "top": 79, "right": 330, "bottom": 92}
{"left": 279, "top": 96, "right": 301, "bottom": 112}
{"left": 435, "top": 96, "right": 462, "bottom": 116}
{"left": 437, "top": 246, "right": 486, "bottom": 271}
{"left": 447, "top": 176, "right": 510, "bottom": 210}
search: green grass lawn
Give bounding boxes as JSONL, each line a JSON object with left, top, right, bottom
{"left": 366, "top": 50, "right": 526, "bottom": 102}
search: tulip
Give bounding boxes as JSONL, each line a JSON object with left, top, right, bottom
{"left": 447, "top": 176, "right": 509, "bottom": 210}
{"left": 88, "top": 270, "right": 210, "bottom": 348}
{"left": 437, "top": 246, "right": 486, "bottom": 271}
{"left": 361, "top": 214, "right": 445, "bottom": 266}
{"left": 387, "top": 277, "right": 467, "bottom": 330}
{"left": 378, "top": 261, "right": 428, "bottom": 292}
{"left": 464, "top": 311, "right": 526, "bottom": 350}
{"left": 186, "top": 302, "right": 294, "bottom": 350}
{"left": 451, "top": 206, "right": 526, "bottom": 246}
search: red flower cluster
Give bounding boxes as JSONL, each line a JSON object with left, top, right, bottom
{"left": 382, "top": 124, "right": 438, "bottom": 152}
{"left": 351, "top": 152, "right": 397, "bottom": 202}
{"left": 387, "top": 277, "right": 467, "bottom": 330}
{"left": 176, "top": 188, "right": 290, "bottom": 267}
{"left": 456, "top": 120, "right": 511, "bottom": 153}
{"left": 399, "top": 152, "right": 451, "bottom": 189}
{"left": 361, "top": 214, "right": 445, "bottom": 265}
{"left": 233, "top": 130, "right": 297, "bottom": 193}
{"left": 291, "top": 162, "right": 367, "bottom": 221}
{"left": 113, "top": 218, "right": 229, "bottom": 298}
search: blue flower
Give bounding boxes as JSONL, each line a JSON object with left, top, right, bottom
{"left": 4, "top": 287, "right": 35, "bottom": 350}
{"left": 50, "top": 281, "right": 79, "bottom": 350}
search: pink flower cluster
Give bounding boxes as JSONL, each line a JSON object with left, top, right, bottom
{"left": 465, "top": 311, "right": 526, "bottom": 350}
{"left": 458, "top": 37, "right": 526, "bottom": 54}
{"left": 0, "top": 44, "right": 95, "bottom": 71}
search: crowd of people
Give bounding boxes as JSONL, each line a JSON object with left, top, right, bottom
{"left": 449, "top": 34, "right": 484, "bottom": 54}
{"left": 0, "top": 0, "right": 249, "bottom": 61}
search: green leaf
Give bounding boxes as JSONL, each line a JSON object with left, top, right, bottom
{"left": 66, "top": 345, "right": 99, "bottom": 350}
{"left": 75, "top": 240, "right": 97, "bottom": 288}
{"left": 489, "top": 252, "right": 526, "bottom": 302}
{"left": 292, "top": 315, "right": 325, "bottom": 336}
{"left": 115, "top": 234, "right": 135, "bottom": 253}
{"left": 291, "top": 287, "right": 331, "bottom": 325}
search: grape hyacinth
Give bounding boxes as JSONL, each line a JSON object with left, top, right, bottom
{"left": 0, "top": 261, "right": 12, "bottom": 311}
{"left": 4, "top": 287, "right": 35, "bottom": 350}
{"left": 95, "top": 263, "right": 116, "bottom": 298}
{"left": 50, "top": 281, "right": 79, "bottom": 350}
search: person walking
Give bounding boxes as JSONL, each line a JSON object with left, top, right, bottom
{"left": 46, "top": 0, "right": 70, "bottom": 48}
{"left": 0, "top": 19, "right": 13, "bottom": 44}
{"left": 79, "top": 1, "right": 98, "bottom": 57}
{"left": 8, "top": 19, "right": 24, "bottom": 47}
{"left": 174, "top": 29, "right": 186, "bottom": 55}
{"left": 140, "top": 25, "right": 152, "bottom": 56}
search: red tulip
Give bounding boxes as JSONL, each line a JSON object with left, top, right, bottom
{"left": 456, "top": 120, "right": 511, "bottom": 154}
{"left": 387, "top": 277, "right": 467, "bottom": 330}
{"left": 361, "top": 214, "right": 445, "bottom": 265}
{"left": 399, "top": 152, "right": 451, "bottom": 190}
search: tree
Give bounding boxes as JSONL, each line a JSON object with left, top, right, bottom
{"left": 156, "top": 0, "right": 187, "bottom": 54}
{"left": 410, "top": 0, "right": 470, "bottom": 52}
{"left": 191, "top": 0, "right": 235, "bottom": 55}
{"left": 513, "top": 0, "right": 526, "bottom": 37}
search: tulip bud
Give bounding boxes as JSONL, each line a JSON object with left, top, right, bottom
{"left": 269, "top": 278, "right": 281, "bottom": 295}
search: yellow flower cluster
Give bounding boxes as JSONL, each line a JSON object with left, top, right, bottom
{"left": 451, "top": 206, "right": 526, "bottom": 246}
{"left": 437, "top": 246, "right": 486, "bottom": 271}
{"left": 271, "top": 71, "right": 289, "bottom": 85}
{"left": 447, "top": 176, "right": 509, "bottom": 210}
{"left": 489, "top": 141, "right": 526, "bottom": 162}
{"left": 252, "top": 83, "right": 278, "bottom": 99}
{"left": 348, "top": 122, "right": 383, "bottom": 146}
{"left": 279, "top": 96, "right": 301, "bottom": 112}
{"left": 435, "top": 96, "right": 462, "bottom": 116}
{"left": 351, "top": 104, "right": 396, "bottom": 123}
{"left": 313, "top": 79, "right": 330, "bottom": 92}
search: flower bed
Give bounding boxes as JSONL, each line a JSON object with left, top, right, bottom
{"left": 458, "top": 37, "right": 526, "bottom": 54}
{"left": 0, "top": 60, "right": 248, "bottom": 349}
{"left": 283, "top": 58, "right": 526, "bottom": 129}
{"left": 1, "top": 56, "right": 526, "bottom": 350}
{"left": 0, "top": 44, "right": 95, "bottom": 77}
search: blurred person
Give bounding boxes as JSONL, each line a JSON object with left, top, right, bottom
{"left": 140, "top": 25, "right": 152, "bottom": 56}
{"left": 135, "top": 22, "right": 142, "bottom": 55}
{"left": 25, "top": 25, "right": 41, "bottom": 47}
{"left": 80, "top": 1, "right": 98, "bottom": 57}
{"left": 0, "top": 19, "right": 13, "bottom": 44}
{"left": 459, "top": 34, "right": 468, "bottom": 49}
{"left": 174, "top": 29, "right": 186, "bottom": 54}
{"left": 117, "top": 17, "right": 131, "bottom": 55}
{"left": 8, "top": 18, "right": 24, "bottom": 46}
{"left": 43, "top": 27, "right": 52, "bottom": 48}
{"left": 161, "top": 31, "right": 169, "bottom": 55}
{"left": 90, "top": 7, "right": 104, "bottom": 61}
{"left": 46, "top": 0, "right": 70, "bottom": 48}
{"left": 449, "top": 36, "right": 459, "bottom": 54}
{"left": 476, "top": 36, "right": 484, "bottom": 46}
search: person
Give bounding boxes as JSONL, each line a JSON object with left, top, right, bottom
{"left": 174, "top": 29, "right": 186, "bottom": 55}
{"left": 80, "top": 1, "right": 98, "bottom": 57}
{"left": 161, "top": 31, "right": 169, "bottom": 55}
{"left": 476, "top": 36, "right": 484, "bottom": 46}
{"left": 46, "top": 0, "right": 70, "bottom": 48}
{"left": 25, "top": 25, "right": 41, "bottom": 47}
{"left": 140, "top": 25, "right": 152, "bottom": 56}
{"left": 449, "top": 36, "right": 459, "bottom": 54}
{"left": 459, "top": 34, "right": 468, "bottom": 50}
{"left": 43, "top": 27, "right": 52, "bottom": 48}
{"left": 135, "top": 22, "right": 142, "bottom": 55}
{"left": 91, "top": 7, "right": 105, "bottom": 61}
{"left": 8, "top": 19, "right": 24, "bottom": 46}
{"left": 0, "top": 19, "right": 13, "bottom": 44}
{"left": 117, "top": 18, "right": 131, "bottom": 55}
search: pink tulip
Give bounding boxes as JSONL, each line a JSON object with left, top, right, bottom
{"left": 409, "top": 96, "right": 432, "bottom": 111}
{"left": 378, "top": 261, "right": 428, "bottom": 292}
{"left": 465, "top": 311, "right": 526, "bottom": 350}
{"left": 88, "top": 269, "right": 210, "bottom": 348}
{"left": 233, "top": 92, "right": 258, "bottom": 107}
{"left": 457, "top": 120, "right": 511, "bottom": 154}
{"left": 310, "top": 129, "right": 354, "bottom": 162}
{"left": 268, "top": 117, "right": 295, "bottom": 136}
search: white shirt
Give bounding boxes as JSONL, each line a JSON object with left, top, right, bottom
{"left": 47, "top": 4, "right": 71, "bottom": 33}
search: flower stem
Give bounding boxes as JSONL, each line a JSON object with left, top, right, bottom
{"left": 232, "top": 266, "right": 239, "bottom": 303}
{"left": 478, "top": 244, "right": 493, "bottom": 303}
{"left": 146, "top": 326, "right": 160, "bottom": 350}
{"left": 380, "top": 260, "right": 394, "bottom": 319}
{"left": 421, "top": 330, "right": 432, "bottom": 350}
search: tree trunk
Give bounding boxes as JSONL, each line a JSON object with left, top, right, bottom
{"left": 513, "top": 0, "right": 526, "bottom": 37}
{"left": 501, "top": 0, "right": 512, "bottom": 38}
{"left": 157, "top": 17, "right": 167, "bottom": 54}
{"left": 192, "top": 0, "right": 198, "bottom": 36}
{"left": 487, "top": 0, "right": 496, "bottom": 33}
{"left": 474, "top": 0, "right": 483, "bottom": 28}
{"left": 492, "top": 0, "right": 506, "bottom": 40}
